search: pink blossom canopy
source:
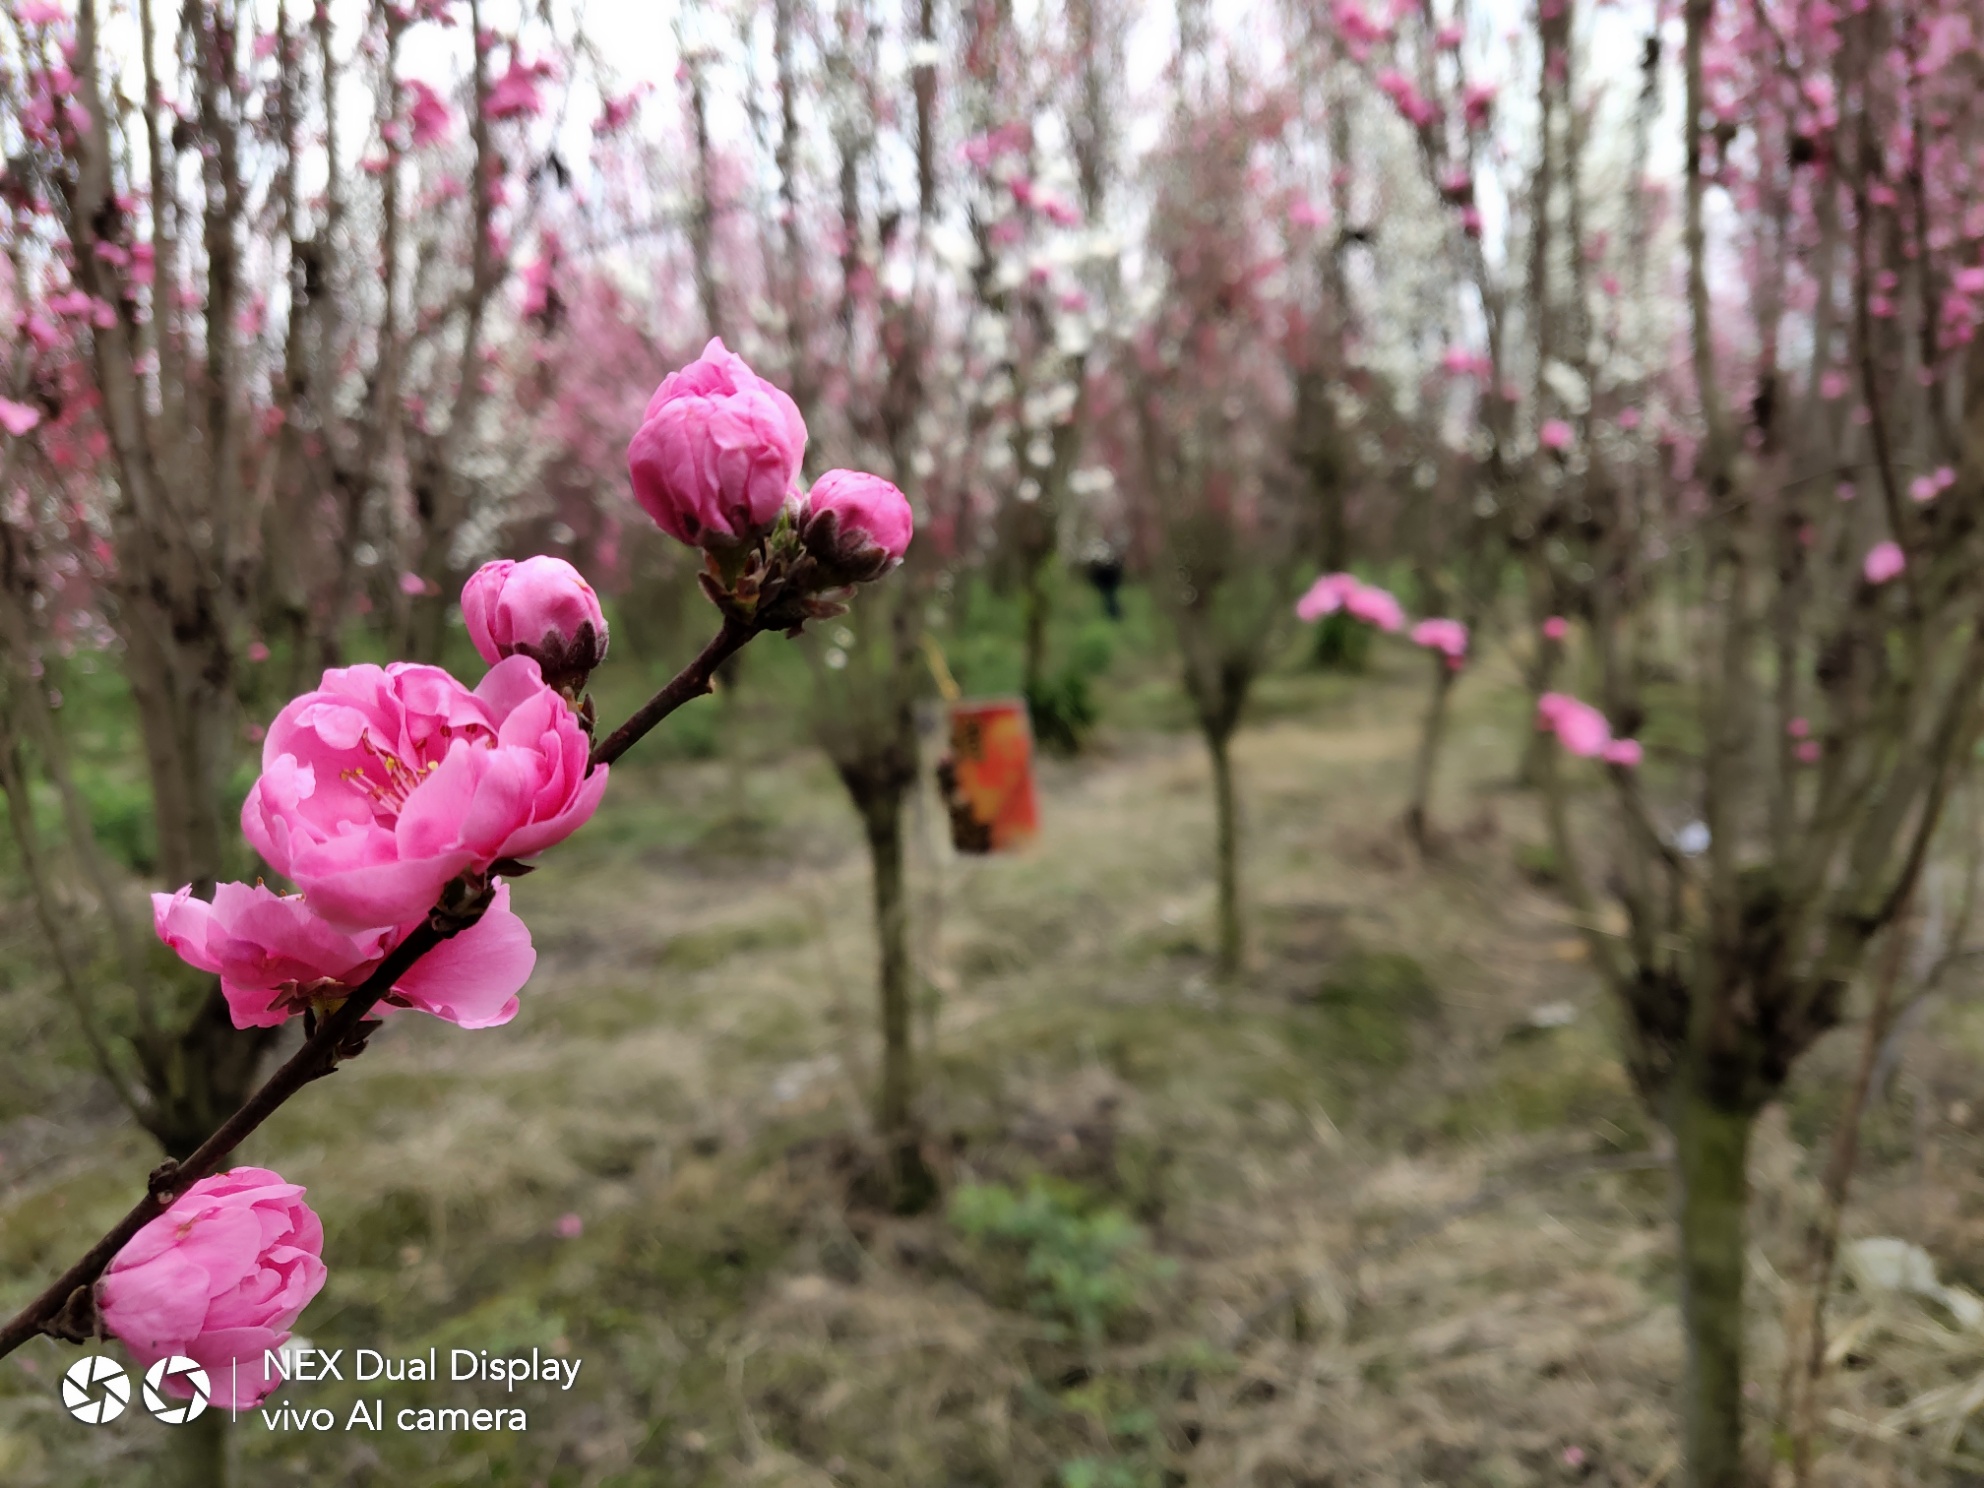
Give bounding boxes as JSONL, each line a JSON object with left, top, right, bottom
{"left": 240, "top": 657, "right": 606, "bottom": 930}
{"left": 96, "top": 1168, "right": 327, "bottom": 1410}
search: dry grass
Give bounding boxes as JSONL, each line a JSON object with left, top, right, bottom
{"left": 5, "top": 656, "right": 1984, "bottom": 1486}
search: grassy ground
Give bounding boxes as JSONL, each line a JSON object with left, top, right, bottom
{"left": 4, "top": 598, "right": 1984, "bottom": 1486}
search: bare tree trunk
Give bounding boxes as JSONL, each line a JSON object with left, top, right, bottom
{"left": 1407, "top": 659, "right": 1456, "bottom": 851}
{"left": 1207, "top": 727, "right": 1241, "bottom": 980}
{"left": 165, "top": 1404, "right": 228, "bottom": 1488}
{"left": 1673, "top": 1076, "right": 1755, "bottom": 1488}
{"left": 853, "top": 781, "right": 934, "bottom": 1211}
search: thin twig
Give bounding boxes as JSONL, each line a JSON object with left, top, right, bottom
{"left": 590, "top": 615, "right": 757, "bottom": 770}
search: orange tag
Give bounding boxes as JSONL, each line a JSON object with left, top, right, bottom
{"left": 939, "top": 699, "right": 1040, "bottom": 853}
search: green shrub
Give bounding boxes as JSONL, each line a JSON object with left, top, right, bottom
{"left": 950, "top": 1178, "right": 1171, "bottom": 1343}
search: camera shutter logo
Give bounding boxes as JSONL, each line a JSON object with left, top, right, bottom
{"left": 61, "top": 1355, "right": 130, "bottom": 1425}
{"left": 142, "top": 1356, "right": 211, "bottom": 1424}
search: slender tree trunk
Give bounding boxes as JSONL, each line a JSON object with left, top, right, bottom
{"left": 1407, "top": 661, "right": 1456, "bottom": 851}
{"left": 859, "top": 787, "right": 933, "bottom": 1211}
{"left": 1673, "top": 1077, "right": 1755, "bottom": 1488}
{"left": 166, "top": 1408, "right": 228, "bottom": 1487}
{"left": 1021, "top": 556, "right": 1051, "bottom": 703}
{"left": 1208, "top": 727, "right": 1241, "bottom": 979}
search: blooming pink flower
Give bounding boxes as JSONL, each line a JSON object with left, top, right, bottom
{"left": 1410, "top": 618, "right": 1469, "bottom": 663}
{"left": 1295, "top": 573, "right": 1402, "bottom": 631}
{"left": 1909, "top": 473, "right": 1939, "bottom": 503}
{"left": 486, "top": 56, "right": 550, "bottom": 120}
{"left": 405, "top": 78, "right": 453, "bottom": 147}
{"left": 1296, "top": 573, "right": 1359, "bottom": 622}
{"left": 1863, "top": 540, "right": 1906, "bottom": 585}
{"left": 17, "top": 1, "right": 64, "bottom": 23}
{"left": 1289, "top": 195, "right": 1330, "bottom": 229}
{"left": 96, "top": 1168, "right": 326, "bottom": 1410}
{"left": 800, "top": 469, "right": 914, "bottom": 582}
{"left": 153, "top": 878, "right": 536, "bottom": 1029}
{"left": 1537, "top": 692, "right": 1611, "bottom": 757}
{"left": 240, "top": 658, "right": 607, "bottom": 930}
{"left": 0, "top": 397, "right": 41, "bottom": 436}
{"left": 1539, "top": 418, "right": 1574, "bottom": 451}
{"left": 627, "top": 338, "right": 808, "bottom": 550}
{"left": 1602, "top": 738, "right": 1643, "bottom": 768}
{"left": 1542, "top": 615, "right": 1569, "bottom": 641}
{"left": 461, "top": 556, "right": 608, "bottom": 682}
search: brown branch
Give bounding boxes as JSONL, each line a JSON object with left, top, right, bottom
{"left": 589, "top": 615, "right": 757, "bottom": 770}
{"left": 0, "top": 619, "right": 767, "bottom": 1359}
{"left": 0, "top": 919, "right": 443, "bottom": 1359}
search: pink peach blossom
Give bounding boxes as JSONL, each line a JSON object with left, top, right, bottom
{"left": 800, "top": 469, "right": 914, "bottom": 582}
{"left": 628, "top": 338, "right": 808, "bottom": 550}
{"left": 240, "top": 658, "right": 606, "bottom": 930}
{"left": 1538, "top": 692, "right": 1611, "bottom": 757}
{"left": 1296, "top": 573, "right": 1360, "bottom": 622}
{"left": 487, "top": 56, "right": 550, "bottom": 120}
{"left": 152, "top": 879, "right": 536, "bottom": 1030}
{"left": 1410, "top": 618, "right": 1469, "bottom": 662}
{"left": 460, "top": 556, "right": 608, "bottom": 682}
{"left": 97, "top": 1168, "right": 326, "bottom": 1410}
{"left": 1295, "top": 574, "right": 1403, "bottom": 631}
{"left": 0, "top": 397, "right": 41, "bottom": 436}
{"left": 1863, "top": 540, "right": 1906, "bottom": 585}
{"left": 405, "top": 78, "right": 453, "bottom": 147}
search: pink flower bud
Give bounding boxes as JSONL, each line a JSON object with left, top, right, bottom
{"left": 1539, "top": 418, "right": 1574, "bottom": 451}
{"left": 1787, "top": 716, "right": 1810, "bottom": 739}
{"left": 96, "top": 1168, "right": 327, "bottom": 1410}
{"left": 1542, "top": 615, "right": 1569, "bottom": 641}
{"left": 1796, "top": 739, "right": 1821, "bottom": 764}
{"left": 460, "top": 556, "right": 608, "bottom": 685}
{"left": 627, "top": 338, "right": 808, "bottom": 551}
{"left": 800, "top": 469, "right": 914, "bottom": 583}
